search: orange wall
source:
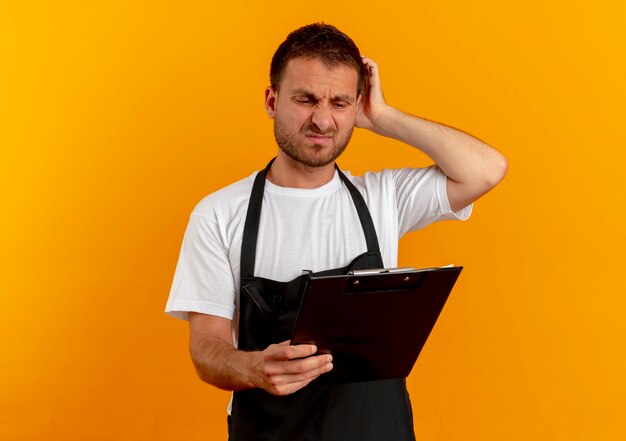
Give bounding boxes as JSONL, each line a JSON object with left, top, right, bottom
{"left": 1, "top": 1, "right": 625, "bottom": 440}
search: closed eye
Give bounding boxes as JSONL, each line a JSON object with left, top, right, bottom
{"left": 293, "top": 97, "right": 315, "bottom": 105}
{"left": 292, "top": 92, "right": 318, "bottom": 105}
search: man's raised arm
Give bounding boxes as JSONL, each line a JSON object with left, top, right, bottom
{"left": 356, "top": 57, "right": 508, "bottom": 212}
{"left": 187, "top": 312, "right": 333, "bottom": 396}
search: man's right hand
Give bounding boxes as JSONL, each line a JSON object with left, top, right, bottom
{"left": 254, "top": 341, "right": 333, "bottom": 396}
{"left": 188, "top": 313, "right": 333, "bottom": 396}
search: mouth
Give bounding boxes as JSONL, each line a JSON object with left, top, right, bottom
{"left": 305, "top": 134, "right": 334, "bottom": 143}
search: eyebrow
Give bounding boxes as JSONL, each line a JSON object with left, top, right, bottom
{"left": 292, "top": 88, "right": 355, "bottom": 104}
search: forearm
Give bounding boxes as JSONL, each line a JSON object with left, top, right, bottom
{"left": 371, "top": 106, "right": 507, "bottom": 187}
{"left": 190, "top": 335, "right": 261, "bottom": 392}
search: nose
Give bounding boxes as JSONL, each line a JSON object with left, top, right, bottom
{"left": 310, "top": 105, "right": 335, "bottom": 133}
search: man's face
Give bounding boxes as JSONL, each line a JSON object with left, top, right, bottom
{"left": 265, "top": 57, "right": 362, "bottom": 168}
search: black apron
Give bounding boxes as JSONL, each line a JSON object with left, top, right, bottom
{"left": 229, "top": 159, "right": 416, "bottom": 441}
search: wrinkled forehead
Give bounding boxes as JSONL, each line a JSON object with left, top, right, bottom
{"left": 279, "top": 57, "right": 360, "bottom": 98}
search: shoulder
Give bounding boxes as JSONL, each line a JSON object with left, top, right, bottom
{"left": 342, "top": 167, "right": 392, "bottom": 190}
{"left": 343, "top": 165, "right": 441, "bottom": 195}
{"left": 191, "top": 172, "right": 256, "bottom": 223}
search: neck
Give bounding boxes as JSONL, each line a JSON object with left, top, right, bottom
{"left": 267, "top": 153, "right": 336, "bottom": 188}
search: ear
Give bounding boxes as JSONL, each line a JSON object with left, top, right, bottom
{"left": 354, "top": 93, "right": 364, "bottom": 121}
{"left": 265, "top": 86, "right": 277, "bottom": 118}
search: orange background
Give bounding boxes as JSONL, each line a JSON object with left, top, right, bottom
{"left": 1, "top": 1, "right": 625, "bottom": 440}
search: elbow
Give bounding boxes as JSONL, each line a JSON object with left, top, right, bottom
{"left": 189, "top": 338, "right": 215, "bottom": 385}
{"left": 189, "top": 347, "right": 209, "bottom": 383}
{"left": 485, "top": 152, "right": 508, "bottom": 189}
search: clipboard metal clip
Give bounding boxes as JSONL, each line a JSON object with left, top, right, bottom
{"left": 348, "top": 267, "right": 415, "bottom": 276}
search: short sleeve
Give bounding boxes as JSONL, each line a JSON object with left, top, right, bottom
{"left": 165, "top": 214, "right": 237, "bottom": 321}
{"left": 393, "top": 165, "right": 472, "bottom": 237}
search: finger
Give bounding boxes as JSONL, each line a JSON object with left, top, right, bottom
{"left": 266, "top": 353, "right": 333, "bottom": 376}
{"left": 364, "top": 62, "right": 379, "bottom": 78}
{"left": 266, "top": 361, "right": 334, "bottom": 394}
{"left": 271, "top": 360, "right": 333, "bottom": 383}
{"left": 270, "top": 376, "right": 319, "bottom": 396}
{"left": 263, "top": 342, "right": 317, "bottom": 361}
{"left": 360, "top": 56, "right": 378, "bottom": 70}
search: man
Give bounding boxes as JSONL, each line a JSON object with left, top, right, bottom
{"left": 166, "top": 23, "right": 507, "bottom": 440}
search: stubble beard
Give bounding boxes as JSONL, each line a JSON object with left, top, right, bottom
{"left": 273, "top": 115, "right": 353, "bottom": 168}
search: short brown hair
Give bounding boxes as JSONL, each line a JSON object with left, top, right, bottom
{"left": 270, "top": 23, "right": 365, "bottom": 95}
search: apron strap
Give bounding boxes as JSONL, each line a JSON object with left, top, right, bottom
{"left": 240, "top": 158, "right": 382, "bottom": 279}
{"left": 334, "top": 166, "right": 381, "bottom": 256}
{"left": 240, "top": 160, "right": 272, "bottom": 280}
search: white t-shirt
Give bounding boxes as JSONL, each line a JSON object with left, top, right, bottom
{"left": 166, "top": 165, "right": 471, "bottom": 337}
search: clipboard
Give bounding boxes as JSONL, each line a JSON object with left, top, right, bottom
{"left": 290, "top": 266, "right": 463, "bottom": 384}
